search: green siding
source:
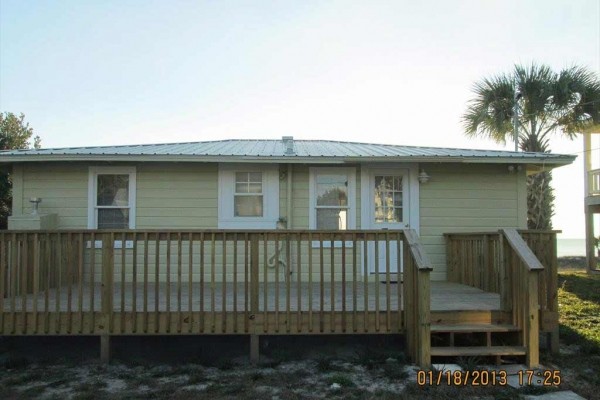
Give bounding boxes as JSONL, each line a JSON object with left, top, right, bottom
{"left": 419, "top": 163, "right": 526, "bottom": 280}
{"left": 21, "top": 163, "right": 88, "bottom": 228}
{"left": 13, "top": 161, "right": 527, "bottom": 282}
{"left": 136, "top": 163, "right": 218, "bottom": 229}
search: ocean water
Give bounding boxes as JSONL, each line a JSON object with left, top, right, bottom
{"left": 557, "top": 238, "right": 585, "bottom": 257}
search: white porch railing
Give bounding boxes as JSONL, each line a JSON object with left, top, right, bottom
{"left": 588, "top": 169, "right": 600, "bottom": 196}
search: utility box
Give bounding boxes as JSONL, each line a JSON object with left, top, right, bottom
{"left": 8, "top": 213, "right": 58, "bottom": 230}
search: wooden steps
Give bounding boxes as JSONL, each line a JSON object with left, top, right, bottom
{"left": 431, "top": 322, "right": 524, "bottom": 360}
{"left": 431, "top": 346, "right": 526, "bottom": 357}
{"left": 431, "top": 323, "right": 519, "bottom": 333}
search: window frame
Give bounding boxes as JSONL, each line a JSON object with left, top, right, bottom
{"left": 234, "top": 171, "right": 264, "bottom": 217}
{"left": 218, "top": 164, "right": 279, "bottom": 229}
{"left": 87, "top": 166, "right": 137, "bottom": 229}
{"left": 309, "top": 167, "right": 356, "bottom": 231}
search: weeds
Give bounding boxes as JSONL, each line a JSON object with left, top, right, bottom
{"left": 327, "top": 373, "right": 355, "bottom": 387}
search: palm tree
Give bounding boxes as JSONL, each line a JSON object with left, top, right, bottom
{"left": 463, "top": 64, "right": 600, "bottom": 229}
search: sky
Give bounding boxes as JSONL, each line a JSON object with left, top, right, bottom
{"left": 0, "top": 0, "right": 598, "bottom": 238}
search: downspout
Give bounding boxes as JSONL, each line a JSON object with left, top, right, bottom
{"left": 287, "top": 164, "right": 293, "bottom": 229}
{"left": 286, "top": 164, "right": 293, "bottom": 276}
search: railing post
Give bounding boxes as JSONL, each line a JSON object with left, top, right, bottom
{"left": 249, "top": 233, "right": 260, "bottom": 364}
{"left": 499, "top": 233, "right": 511, "bottom": 312}
{"left": 101, "top": 232, "right": 114, "bottom": 363}
{"left": 525, "top": 270, "right": 540, "bottom": 368}
{"left": 416, "top": 269, "right": 431, "bottom": 368}
{"left": 548, "top": 232, "right": 560, "bottom": 354}
{"left": 481, "top": 234, "right": 490, "bottom": 292}
{"left": 444, "top": 235, "right": 455, "bottom": 283}
{"left": 403, "top": 229, "right": 432, "bottom": 369}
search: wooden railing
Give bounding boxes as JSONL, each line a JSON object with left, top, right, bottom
{"left": 444, "top": 229, "right": 559, "bottom": 362}
{"left": 402, "top": 230, "right": 433, "bottom": 368}
{"left": 444, "top": 232, "right": 502, "bottom": 293}
{"left": 500, "top": 228, "right": 543, "bottom": 367}
{"left": 588, "top": 168, "right": 600, "bottom": 195}
{"left": 0, "top": 229, "right": 432, "bottom": 365}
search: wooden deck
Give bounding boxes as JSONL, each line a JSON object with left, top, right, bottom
{"left": 0, "top": 228, "right": 559, "bottom": 368}
{"left": 2, "top": 281, "right": 500, "bottom": 312}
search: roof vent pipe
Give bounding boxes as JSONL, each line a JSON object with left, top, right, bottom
{"left": 282, "top": 136, "right": 295, "bottom": 155}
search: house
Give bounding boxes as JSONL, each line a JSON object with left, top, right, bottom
{"left": 583, "top": 131, "right": 600, "bottom": 272}
{"left": 0, "top": 137, "right": 575, "bottom": 367}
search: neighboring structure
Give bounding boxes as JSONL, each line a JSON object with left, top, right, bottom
{"left": 0, "top": 137, "right": 575, "bottom": 367}
{"left": 583, "top": 131, "right": 600, "bottom": 272}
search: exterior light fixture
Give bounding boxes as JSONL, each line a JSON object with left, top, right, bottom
{"left": 30, "top": 197, "right": 42, "bottom": 215}
{"left": 507, "top": 165, "right": 523, "bottom": 173}
{"left": 418, "top": 170, "right": 430, "bottom": 184}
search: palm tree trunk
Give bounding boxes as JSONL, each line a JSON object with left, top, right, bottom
{"left": 526, "top": 171, "right": 554, "bottom": 229}
{"left": 521, "top": 133, "right": 554, "bottom": 229}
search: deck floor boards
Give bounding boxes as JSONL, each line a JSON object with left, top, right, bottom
{"left": 2, "top": 281, "right": 500, "bottom": 312}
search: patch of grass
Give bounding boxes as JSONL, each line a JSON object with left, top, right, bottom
{"left": 552, "top": 270, "right": 600, "bottom": 399}
{"left": 2, "top": 370, "right": 44, "bottom": 386}
{"left": 46, "top": 377, "right": 71, "bottom": 388}
{"left": 0, "top": 355, "right": 31, "bottom": 369}
{"left": 149, "top": 365, "right": 178, "bottom": 377}
{"left": 270, "top": 348, "right": 295, "bottom": 363}
{"left": 127, "top": 374, "right": 156, "bottom": 388}
{"left": 316, "top": 357, "right": 334, "bottom": 372}
{"left": 249, "top": 372, "right": 263, "bottom": 382}
{"left": 326, "top": 373, "right": 355, "bottom": 388}
{"left": 559, "top": 272, "right": 600, "bottom": 347}
{"left": 187, "top": 370, "right": 206, "bottom": 385}
{"left": 75, "top": 377, "right": 108, "bottom": 391}
{"left": 456, "top": 356, "right": 483, "bottom": 372}
{"left": 19, "top": 385, "right": 47, "bottom": 398}
{"left": 214, "top": 358, "right": 235, "bottom": 370}
{"left": 517, "top": 385, "right": 558, "bottom": 396}
{"left": 354, "top": 349, "right": 388, "bottom": 370}
{"left": 382, "top": 363, "right": 408, "bottom": 381}
{"left": 401, "top": 381, "right": 518, "bottom": 400}
{"left": 257, "top": 358, "right": 281, "bottom": 368}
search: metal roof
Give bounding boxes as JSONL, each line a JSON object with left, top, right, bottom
{"left": 0, "top": 139, "right": 576, "bottom": 165}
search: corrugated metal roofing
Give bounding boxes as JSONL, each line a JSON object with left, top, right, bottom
{"left": 0, "top": 139, "right": 575, "bottom": 164}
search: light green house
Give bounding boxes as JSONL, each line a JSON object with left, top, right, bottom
{"left": 1, "top": 137, "right": 574, "bottom": 282}
{"left": 0, "top": 137, "right": 576, "bottom": 366}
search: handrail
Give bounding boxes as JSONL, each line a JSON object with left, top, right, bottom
{"left": 444, "top": 228, "right": 560, "bottom": 362}
{"left": 402, "top": 228, "right": 431, "bottom": 368}
{"left": 444, "top": 230, "right": 561, "bottom": 237}
{"left": 499, "top": 229, "right": 543, "bottom": 367}
{"left": 500, "top": 229, "right": 544, "bottom": 271}
{"left": 403, "top": 229, "right": 433, "bottom": 271}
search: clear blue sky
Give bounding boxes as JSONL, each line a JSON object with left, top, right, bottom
{"left": 1, "top": 0, "right": 598, "bottom": 237}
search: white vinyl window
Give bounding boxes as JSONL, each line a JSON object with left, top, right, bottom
{"left": 218, "top": 164, "right": 279, "bottom": 228}
{"left": 309, "top": 167, "right": 356, "bottom": 231}
{"left": 88, "top": 167, "right": 136, "bottom": 229}
{"left": 234, "top": 172, "right": 263, "bottom": 217}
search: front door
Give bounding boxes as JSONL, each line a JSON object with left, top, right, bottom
{"left": 367, "top": 170, "right": 409, "bottom": 274}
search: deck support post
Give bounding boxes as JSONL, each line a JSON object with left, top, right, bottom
{"left": 100, "top": 335, "right": 111, "bottom": 363}
{"left": 250, "top": 334, "right": 260, "bottom": 364}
